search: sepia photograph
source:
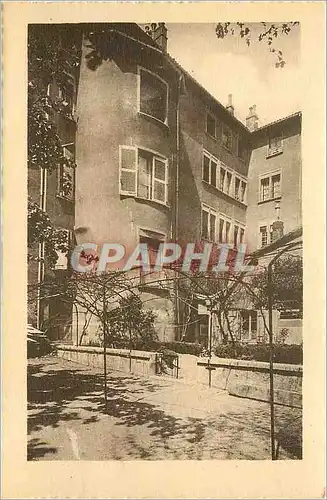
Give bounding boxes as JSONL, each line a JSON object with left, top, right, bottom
{"left": 2, "top": 2, "right": 325, "bottom": 498}
{"left": 27, "top": 20, "right": 303, "bottom": 462}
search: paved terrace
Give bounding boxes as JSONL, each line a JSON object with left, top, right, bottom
{"left": 28, "top": 356, "right": 302, "bottom": 461}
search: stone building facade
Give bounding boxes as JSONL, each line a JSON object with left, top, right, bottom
{"left": 28, "top": 22, "right": 302, "bottom": 345}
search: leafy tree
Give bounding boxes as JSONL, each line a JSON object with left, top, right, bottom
{"left": 216, "top": 22, "right": 299, "bottom": 67}
{"left": 107, "top": 294, "right": 158, "bottom": 349}
{"left": 250, "top": 255, "right": 303, "bottom": 312}
{"left": 28, "top": 25, "right": 79, "bottom": 262}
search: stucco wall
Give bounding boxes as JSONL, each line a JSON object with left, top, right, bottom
{"left": 246, "top": 119, "right": 302, "bottom": 252}
{"left": 75, "top": 36, "right": 179, "bottom": 251}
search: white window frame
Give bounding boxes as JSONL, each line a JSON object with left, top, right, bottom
{"left": 202, "top": 150, "right": 218, "bottom": 188}
{"left": 137, "top": 66, "right": 169, "bottom": 126}
{"left": 234, "top": 175, "right": 247, "bottom": 204}
{"left": 219, "top": 163, "right": 234, "bottom": 196}
{"left": 217, "top": 213, "right": 232, "bottom": 244}
{"left": 259, "top": 169, "right": 282, "bottom": 202}
{"left": 119, "top": 145, "right": 169, "bottom": 206}
{"left": 202, "top": 150, "right": 247, "bottom": 204}
{"left": 201, "top": 204, "right": 218, "bottom": 242}
{"left": 119, "top": 145, "right": 138, "bottom": 196}
{"left": 258, "top": 220, "right": 275, "bottom": 248}
{"left": 205, "top": 111, "right": 217, "bottom": 138}
{"left": 233, "top": 221, "right": 246, "bottom": 247}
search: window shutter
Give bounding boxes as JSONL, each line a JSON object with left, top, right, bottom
{"left": 119, "top": 146, "right": 137, "bottom": 195}
{"left": 153, "top": 157, "right": 167, "bottom": 203}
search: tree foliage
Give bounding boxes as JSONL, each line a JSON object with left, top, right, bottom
{"left": 216, "top": 22, "right": 299, "bottom": 67}
{"left": 250, "top": 255, "right": 303, "bottom": 311}
{"left": 28, "top": 25, "right": 79, "bottom": 262}
{"left": 107, "top": 294, "right": 158, "bottom": 348}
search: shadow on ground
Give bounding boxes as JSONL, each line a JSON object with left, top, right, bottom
{"left": 27, "top": 357, "right": 207, "bottom": 460}
{"left": 27, "top": 356, "right": 302, "bottom": 460}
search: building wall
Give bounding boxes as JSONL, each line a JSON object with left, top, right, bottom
{"left": 177, "top": 82, "right": 250, "bottom": 244}
{"left": 246, "top": 116, "right": 302, "bottom": 252}
{"left": 74, "top": 29, "right": 180, "bottom": 342}
{"left": 75, "top": 34, "right": 179, "bottom": 251}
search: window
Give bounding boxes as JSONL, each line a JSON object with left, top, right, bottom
{"left": 201, "top": 205, "right": 217, "bottom": 241}
{"left": 260, "top": 226, "right": 268, "bottom": 247}
{"left": 220, "top": 166, "right": 226, "bottom": 191}
{"left": 267, "top": 136, "right": 283, "bottom": 157}
{"left": 119, "top": 146, "right": 168, "bottom": 205}
{"left": 202, "top": 152, "right": 218, "bottom": 188}
{"left": 239, "top": 181, "right": 246, "bottom": 203}
{"left": 139, "top": 229, "right": 165, "bottom": 284}
{"left": 139, "top": 68, "right": 168, "bottom": 124}
{"left": 57, "top": 147, "right": 75, "bottom": 200}
{"left": 235, "top": 177, "right": 240, "bottom": 199}
{"left": 206, "top": 113, "right": 216, "bottom": 138}
{"left": 233, "top": 224, "right": 245, "bottom": 247}
{"left": 218, "top": 215, "right": 231, "bottom": 243}
{"left": 241, "top": 310, "right": 258, "bottom": 341}
{"left": 260, "top": 177, "right": 270, "bottom": 201}
{"left": 259, "top": 172, "right": 281, "bottom": 202}
{"left": 234, "top": 176, "right": 246, "bottom": 202}
{"left": 272, "top": 174, "right": 281, "bottom": 198}
{"left": 222, "top": 125, "right": 232, "bottom": 150}
{"left": 259, "top": 224, "right": 273, "bottom": 247}
{"left": 225, "top": 171, "right": 232, "bottom": 195}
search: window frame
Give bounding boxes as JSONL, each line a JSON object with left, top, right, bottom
{"left": 205, "top": 111, "right": 217, "bottom": 139}
{"left": 259, "top": 170, "right": 282, "bottom": 203}
{"left": 267, "top": 134, "right": 283, "bottom": 158}
{"left": 137, "top": 66, "right": 169, "bottom": 126}
{"left": 201, "top": 204, "right": 218, "bottom": 242}
{"left": 202, "top": 150, "right": 218, "bottom": 188}
{"left": 119, "top": 145, "right": 169, "bottom": 206}
{"left": 233, "top": 221, "right": 246, "bottom": 247}
{"left": 234, "top": 174, "right": 247, "bottom": 204}
{"left": 217, "top": 213, "right": 232, "bottom": 244}
{"left": 258, "top": 221, "right": 274, "bottom": 248}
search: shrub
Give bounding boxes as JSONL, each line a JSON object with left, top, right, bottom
{"left": 160, "top": 341, "right": 203, "bottom": 356}
{"left": 214, "top": 342, "right": 302, "bottom": 365}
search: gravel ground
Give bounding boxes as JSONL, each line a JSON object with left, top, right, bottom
{"left": 28, "top": 356, "right": 302, "bottom": 461}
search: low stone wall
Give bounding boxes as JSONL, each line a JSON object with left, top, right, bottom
{"left": 56, "top": 345, "right": 157, "bottom": 377}
{"left": 55, "top": 346, "right": 302, "bottom": 408}
{"left": 195, "top": 356, "right": 302, "bottom": 408}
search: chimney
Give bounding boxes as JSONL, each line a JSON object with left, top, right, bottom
{"left": 153, "top": 23, "right": 168, "bottom": 52}
{"left": 144, "top": 23, "right": 167, "bottom": 52}
{"left": 226, "top": 94, "right": 234, "bottom": 116}
{"left": 246, "top": 105, "right": 259, "bottom": 131}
